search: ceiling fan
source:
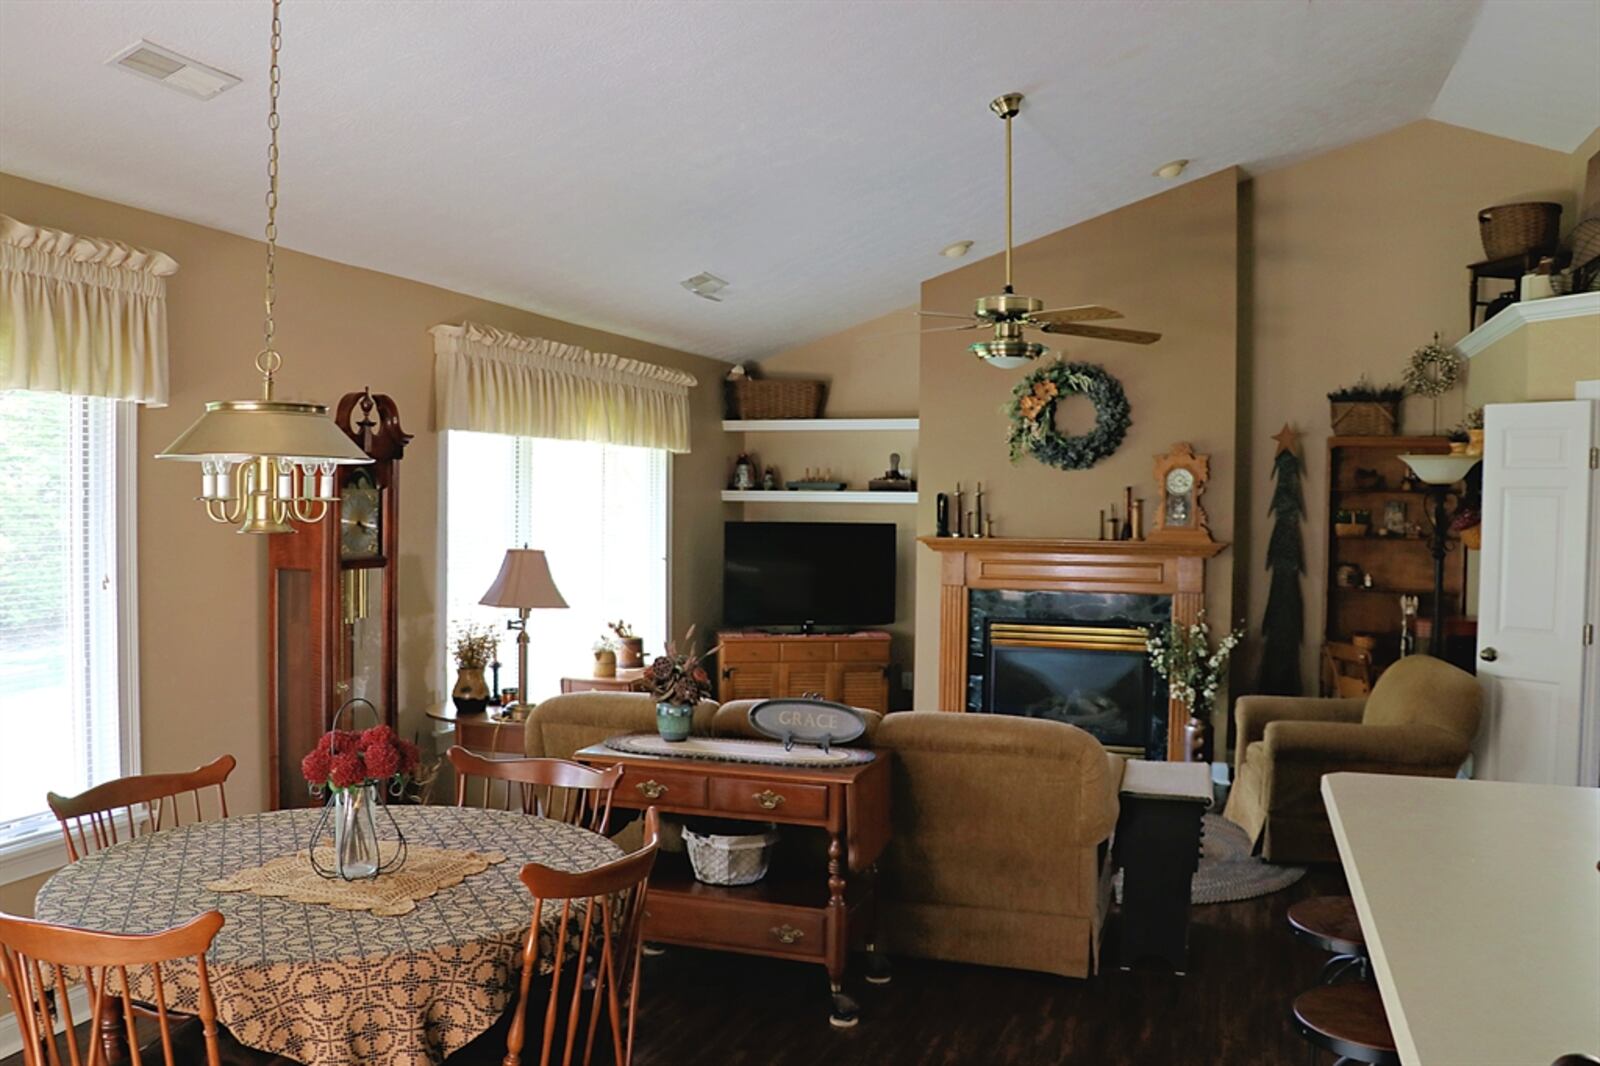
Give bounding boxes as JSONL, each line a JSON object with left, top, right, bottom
{"left": 923, "top": 93, "right": 1163, "bottom": 368}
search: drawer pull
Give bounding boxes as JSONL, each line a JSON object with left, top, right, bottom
{"left": 636, "top": 779, "right": 668, "bottom": 800}
{"left": 754, "top": 790, "right": 785, "bottom": 810}
{"left": 771, "top": 924, "right": 805, "bottom": 945}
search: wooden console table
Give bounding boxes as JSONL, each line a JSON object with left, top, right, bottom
{"left": 575, "top": 741, "right": 892, "bottom": 1026}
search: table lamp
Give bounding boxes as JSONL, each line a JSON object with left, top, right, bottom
{"left": 479, "top": 548, "right": 567, "bottom": 711}
{"left": 1398, "top": 453, "right": 1481, "bottom": 657}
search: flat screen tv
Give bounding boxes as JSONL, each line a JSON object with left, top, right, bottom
{"left": 723, "top": 521, "right": 895, "bottom": 629}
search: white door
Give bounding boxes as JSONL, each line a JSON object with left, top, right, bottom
{"left": 1475, "top": 400, "right": 1597, "bottom": 785}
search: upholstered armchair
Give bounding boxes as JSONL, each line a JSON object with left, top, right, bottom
{"left": 1223, "top": 655, "right": 1481, "bottom": 864}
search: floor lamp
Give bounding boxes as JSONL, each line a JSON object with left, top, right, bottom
{"left": 480, "top": 549, "right": 568, "bottom": 711}
{"left": 1398, "top": 453, "right": 1480, "bottom": 658}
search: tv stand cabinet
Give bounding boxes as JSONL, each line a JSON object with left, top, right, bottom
{"left": 717, "top": 631, "right": 891, "bottom": 714}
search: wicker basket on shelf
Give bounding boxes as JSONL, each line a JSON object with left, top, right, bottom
{"left": 1329, "top": 400, "right": 1399, "bottom": 436}
{"left": 731, "top": 378, "right": 825, "bottom": 420}
{"left": 1477, "top": 202, "right": 1561, "bottom": 261}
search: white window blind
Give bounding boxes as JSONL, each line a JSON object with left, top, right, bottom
{"left": 445, "top": 432, "right": 668, "bottom": 702}
{"left": 0, "top": 390, "right": 129, "bottom": 847}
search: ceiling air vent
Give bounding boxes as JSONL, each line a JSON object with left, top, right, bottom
{"left": 681, "top": 272, "right": 729, "bottom": 302}
{"left": 109, "top": 40, "right": 240, "bottom": 101}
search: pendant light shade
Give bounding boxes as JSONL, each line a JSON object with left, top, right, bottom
{"left": 158, "top": 400, "right": 372, "bottom": 464}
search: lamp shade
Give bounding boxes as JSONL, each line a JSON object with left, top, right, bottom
{"left": 157, "top": 399, "right": 372, "bottom": 463}
{"left": 480, "top": 549, "right": 568, "bottom": 610}
{"left": 1399, "top": 454, "right": 1480, "bottom": 485}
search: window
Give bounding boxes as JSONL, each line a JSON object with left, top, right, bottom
{"left": 0, "top": 390, "right": 136, "bottom": 859}
{"left": 445, "top": 432, "right": 668, "bottom": 701}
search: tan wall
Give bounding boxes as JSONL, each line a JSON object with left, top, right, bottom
{"left": 1245, "top": 120, "right": 1573, "bottom": 689}
{"left": 730, "top": 309, "right": 920, "bottom": 694}
{"left": 0, "top": 173, "right": 727, "bottom": 898}
{"left": 1466, "top": 314, "right": 1600, "bottom": 407}
{"left": 1572, "top": 126, "right": 1600, "bottom": 219}
{"left": 914, "top": 168, "right": 1242, "bottom": 709}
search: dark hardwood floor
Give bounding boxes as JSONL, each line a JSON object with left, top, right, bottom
{"left": 6, "top": 867, "right": 1343, "bottom": 1066}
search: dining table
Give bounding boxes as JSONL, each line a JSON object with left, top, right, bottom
{"left": 1322, "top": 772, "right": 1600, "bottom": 1066}
{"left": 33, "top": 804, "right": 622, "bottom": 1066}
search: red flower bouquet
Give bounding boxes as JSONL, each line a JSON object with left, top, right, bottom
{"left": 301, "top": 724, "right": 420, "bottom": 796}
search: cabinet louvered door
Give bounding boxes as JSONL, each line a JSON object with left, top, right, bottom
{"left": 777, "top": 662, "right": 832, "bottom": 699}
{"left": 721, "top": 663, "right": 779, "bottom": 701}
{"left": 835, "top": 662, "right": 889, "bottom": 713}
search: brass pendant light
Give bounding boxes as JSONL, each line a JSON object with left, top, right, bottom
{"left": 157, "top": 0, "right": 370, "bottom": 533}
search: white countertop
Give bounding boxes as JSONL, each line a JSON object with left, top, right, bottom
{"left": 1322, "top": 773, "right": 1600, "bottom": 1066}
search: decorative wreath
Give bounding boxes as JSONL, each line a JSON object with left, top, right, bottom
{"left": 1005, "top": 360, "right": 1131, "bottom": 470}
{"left": 1403, "top": 333, "right": 1462, "bottom": 398}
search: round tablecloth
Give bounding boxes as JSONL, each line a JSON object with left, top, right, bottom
{"left": 34, "top": 806, "right": 621, "bottom": 1066}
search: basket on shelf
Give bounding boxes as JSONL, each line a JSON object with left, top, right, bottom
{"left": 1477, "top": 202, "right": 1561, "bottom": 261}
{"left": 1329, "top": 400, "right": 1400, "bottom": 436}
{"left": 1334, "top": 522, "right": 1370, "bottom": 539}
{"left": 681, "top": 820, "right": 780, "bottom": 886}
{"left": 731, "top": 379, "right": 826, "bottom": 420}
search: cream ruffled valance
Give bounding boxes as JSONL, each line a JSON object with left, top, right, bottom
{"left": 431, "top": 321, "right": 698, "bottom": 453}
{"left": 0, "top": 214, "right": 178, "bottom": 406}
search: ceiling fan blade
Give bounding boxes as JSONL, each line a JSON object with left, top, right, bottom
{"left": 916, "top": 310, "right": 978, "bottom": 320}
{"left": 1039, "top": 322, "right": 1162, "bottom": 344}
{"left": 1029, "top": 305, "right": 1123, "bottom": 324}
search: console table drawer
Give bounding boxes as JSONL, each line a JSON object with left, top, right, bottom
{"left": 721, "top": 642, "right": 781, "bottom": 664}
{"left": 780, "top": 642, "right": 836, "bottom": 663}
{"left": 710, "top": 777, "right": 829, "bottom": 821}
{"left": 645, "top": 894, "right": 826, "bottom": 959}
{"left": 836, "top": 642, "right": 888, "bottom": 663}
{"left": 616, "top": 766, "right": 708, "bottom": 808}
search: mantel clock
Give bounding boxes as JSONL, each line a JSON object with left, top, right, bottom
{"left": 1148, "top": 441, "right": 1213, "bottom": 545}
{"left": 267, "top": 388, "right": 411, "bottom": 808}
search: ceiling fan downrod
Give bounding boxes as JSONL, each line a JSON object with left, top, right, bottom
{"left": 991, "top": 92, "right": 1023, "bottom": 295}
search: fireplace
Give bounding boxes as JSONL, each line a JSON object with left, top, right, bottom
{"left": 922, "top": 536, "right": 1224, "bottom": 760}
{"left": 984, "top": 623, "right": 1161, "bottom": 755}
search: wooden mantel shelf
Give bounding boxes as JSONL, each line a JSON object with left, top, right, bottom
{"left": 920, "top": 534, "right": 1229, "bottom": 761}
{"left": 918, "top": 536, "right": 1227, "bottom": 559}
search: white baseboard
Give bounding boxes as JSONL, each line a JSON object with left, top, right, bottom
{"left": 0, "top": 985, "right": 93, "bottom": 1058}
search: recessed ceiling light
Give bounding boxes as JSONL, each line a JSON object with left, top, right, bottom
{"left": 680, "top": 272, "right": 728, "bottom": 302}
{"left": 108, "top": 40, "right": 240, "bottom": 100}
{"left": 1153, "top": 159, "right": 1189, "bottom": 180}
{"left": 940, "top": 240, "right": 974, "bottom": 259}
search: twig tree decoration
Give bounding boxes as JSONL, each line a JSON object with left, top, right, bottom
{"left": 1403, "top": 333, "right": 1462, "bottom": 433}
{"left": 1258, "top": 424, "right": 1304, "bottom": 695}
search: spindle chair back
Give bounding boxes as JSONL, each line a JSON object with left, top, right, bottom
{"left": 47, "top": 756, "right": 236, "bottom": 863}
{"left": 447, "top": 747, "right": 621, "bottom": 834}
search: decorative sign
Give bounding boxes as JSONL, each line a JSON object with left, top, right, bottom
{"left": 748, "top": 699, "right": 867, "bottom": 753}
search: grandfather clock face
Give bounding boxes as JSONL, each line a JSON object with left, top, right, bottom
{"left": 339, "top": 471, "right": 382, "bottom": 562}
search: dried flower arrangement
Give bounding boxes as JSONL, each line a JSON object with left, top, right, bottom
{"left": 1326, "top": 375, "right": 1405, "bottom": 404}
{"left": 1145, "top": 611, "right": 1243, "bottom": 718}
{"left": 452, "top": 623, "right": 498, "bottom": 670}
{"left": 645, "top": 626, "right": 719, "bottom": 706}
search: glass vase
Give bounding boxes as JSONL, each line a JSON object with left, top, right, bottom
{"left": 333, "top": 783, "right": 381, "bottom": 880}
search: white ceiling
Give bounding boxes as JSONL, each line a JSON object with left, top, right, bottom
{"left": 1, "top": 1, "right": 1594, "bottom": 362}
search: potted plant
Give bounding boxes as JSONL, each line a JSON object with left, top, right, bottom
{"left": 610, "top": 620, "right": 645, "bottom": 668}
{"left": 593, "top": 635, "right": 618, "bottom": 678}
{"left": 1145, "top": 612, "right": 1243, "bottom": 762}
{"left": 1327, "top": 376, "right": 1405, "bottom": 436}
{"left": 450, "top": 623, "right": 497, "bottom": 715}
{"left": 644, "top": 627, "right": 719, "bottom": 742}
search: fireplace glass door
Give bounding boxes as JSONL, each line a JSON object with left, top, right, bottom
{"left": 985, "top": 623, "right": 1159, "bottom": 754}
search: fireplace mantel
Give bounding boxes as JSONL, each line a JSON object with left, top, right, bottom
{"left": 919, "top": 536, "right": 1227, "bottom": 760}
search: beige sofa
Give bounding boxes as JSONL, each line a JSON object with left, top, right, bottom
{"left": 1223, "top": 654, "right": 1481, "bottom": 864}
{"left": 521, "top": 693, "right": 1120, "bottom": 978}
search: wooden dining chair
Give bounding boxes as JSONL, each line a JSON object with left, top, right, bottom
{"left": 447, "top": 746, "right": 623, "bottom": 834}
{"left": 1321, "top": 642, "right": 1375, "bottom": 698}
{"left": 48, "top": 755, "right": 237, "bottom": 862}
{"left": 0, "top": 910, "right": 226, "bottom": 1066}
{"left": 505, "top": 807, "right": 661, "bottom": 1066}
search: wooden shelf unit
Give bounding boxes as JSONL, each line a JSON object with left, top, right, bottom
{"left": 717, "top": 631, "right": 891, "bottom": 714}
{"left": 1323, "top": 436, "right": 1469, "bottom": 674}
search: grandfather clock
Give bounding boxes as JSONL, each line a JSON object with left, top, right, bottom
{"left": 268, "top": 388, "right": 411, "bottom": 808}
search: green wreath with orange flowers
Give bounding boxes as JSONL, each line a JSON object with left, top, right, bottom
{"left": 1004, "top": 360, "right": 1131, "bottom": 470}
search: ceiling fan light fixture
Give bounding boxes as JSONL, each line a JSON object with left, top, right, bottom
{"left": 970, "top": 339, "right": 1045, "bottom": 368}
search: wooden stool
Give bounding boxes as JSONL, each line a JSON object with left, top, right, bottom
{"left": 1289, "top": 895, "right": 1368, "bottom": 984}
{"left": 1293, "top": 983, "right": 1400, "bottom": 1065}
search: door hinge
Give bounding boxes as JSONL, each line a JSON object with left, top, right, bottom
{"left": 1586, "top": 623, "right": 1595, "bottom": 647}
{"left": 1590, "top": 446, "right": 1599, "bottom": 470}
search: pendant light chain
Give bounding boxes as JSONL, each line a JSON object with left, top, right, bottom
{"left": 258, "top": 0, "right": 284, "bottom": 395}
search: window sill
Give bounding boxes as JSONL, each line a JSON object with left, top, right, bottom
{"left": 0, "top": 824, "right": 70, "bottom": 887}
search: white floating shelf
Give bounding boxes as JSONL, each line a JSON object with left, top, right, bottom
{"left": 721, "top": 490, "right": 919, "bottom": 505}
{"left": 722, "top": 418, "right": 919, "bottom": 433}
